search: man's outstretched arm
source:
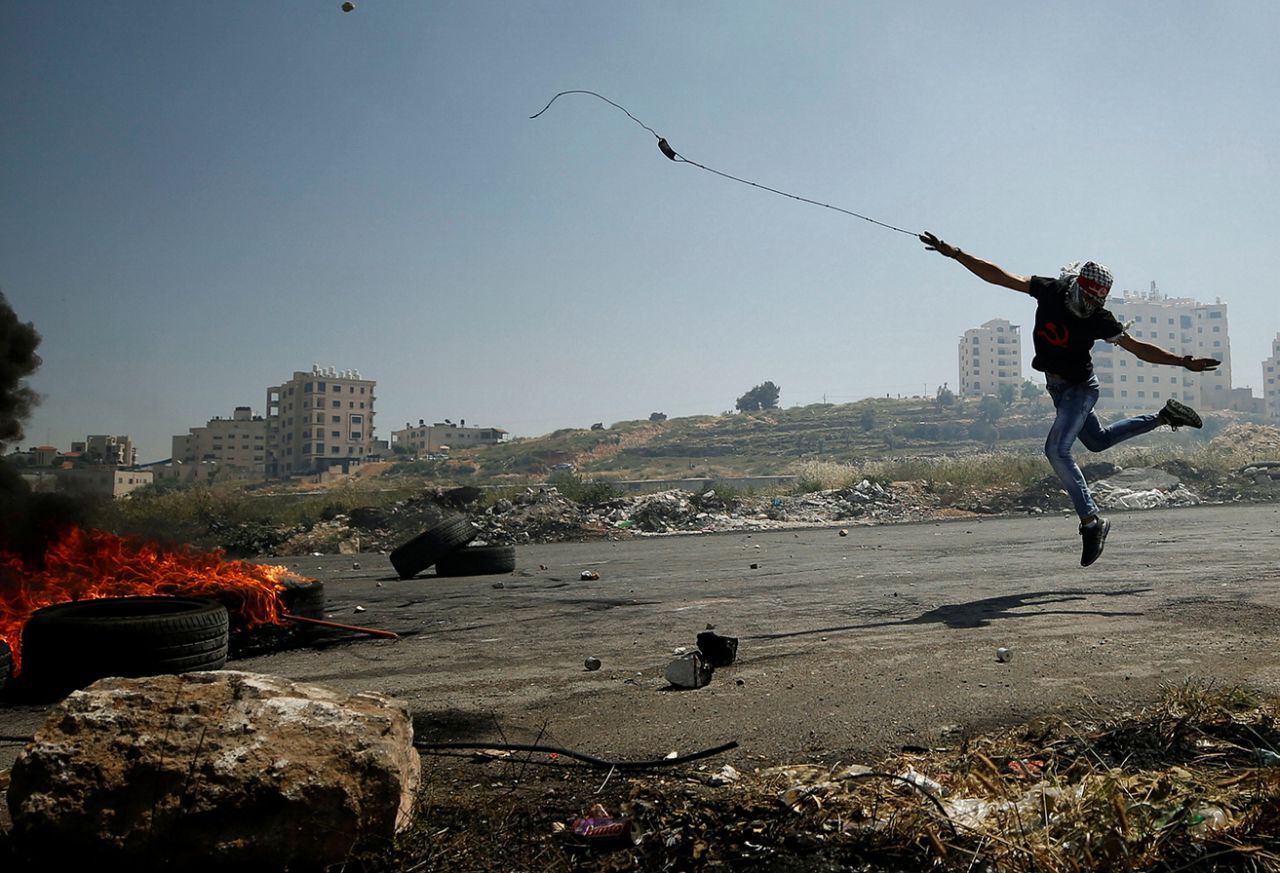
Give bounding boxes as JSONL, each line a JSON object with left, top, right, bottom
{"left": 1114, "top": 335, "right": 1221, "bottom": 371}
{"left": 920, "top": 232, "right": 1031, "bottom": 293}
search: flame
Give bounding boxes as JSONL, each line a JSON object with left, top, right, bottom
{"left": 0, "top": 526, "right": 314, "bottom": 675}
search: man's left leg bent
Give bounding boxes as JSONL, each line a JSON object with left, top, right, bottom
{"left": 1077, "top": 409, "right": 1162, "bottom": 454}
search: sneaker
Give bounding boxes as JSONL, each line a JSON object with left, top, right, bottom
{"left": 1080, "top": 517, "right": 1111, "bottom": 567}
{"left": 1160, "top": 398, "right": 1202, "bottom": 431}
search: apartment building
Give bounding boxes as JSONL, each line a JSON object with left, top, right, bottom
{"left": 71, "top": 434, "right": 136, "bottom": 466}
{"left": 172, "top": 406, "right": 267, "bottom": 478}
{"left": 55, "top": 466, "right": 153, "bottom": 498}
{"left": 1091, "top": 285, "right": 1232, "bottom": 413}
{"left": 265, "top": 366, "right": 376, "bottom": 478}
{"left": 958, "top": 319, "right": 1022, "bottom": 397}
{"left": 1264, "top": 333, "right": 1280, "bottom": 424}
{"left": 391, "top": 419, "right": 508, "bottom": 455}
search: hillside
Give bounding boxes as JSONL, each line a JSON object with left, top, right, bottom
{"left": 418, "top": 395, "right": 1246, "bottom": 485}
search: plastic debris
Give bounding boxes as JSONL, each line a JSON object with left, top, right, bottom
{"left": 696, "top": 631, "right": 739, "bottom": 667}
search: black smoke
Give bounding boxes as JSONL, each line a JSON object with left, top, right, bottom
{"left": 0, "top": 292, "right": 84, "bottom": 563}
{"left": 0, "top": 290, "right": 41, "bottom": 443}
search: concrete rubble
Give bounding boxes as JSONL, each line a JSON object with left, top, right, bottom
{"left": 6, "top": 670, "right": 419, "bottom": 869}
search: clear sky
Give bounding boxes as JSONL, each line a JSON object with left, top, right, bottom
{"left": 3, "top": 2, "right": 1277, "bottom": 462}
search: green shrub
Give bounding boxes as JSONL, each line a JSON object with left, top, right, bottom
{"left": 548, "top": 471, "right": 621, "bottom": 505}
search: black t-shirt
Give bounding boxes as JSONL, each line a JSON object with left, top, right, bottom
{"left": 1026, "top": 276, "right": 1125, "bottom": 383}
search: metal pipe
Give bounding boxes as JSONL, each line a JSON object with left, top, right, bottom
{"left": 282, "top": 613, "right": 399, "bottom": 639}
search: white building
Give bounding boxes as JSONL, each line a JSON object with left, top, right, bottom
{"left": 391, "top": 419, "right": 508, "bottom": 455}
{"left": 958, "top": 319, "right": 1023, "bottom": 397}
{"left": 265, "top": 366, "right": 377, "bottom": 478}
{"left": 71, "top": 434, "right": 136, "bottom": 466}
{"left": 55, "top": 466, "right": 153, "bottom": 498}
{"left": 172, "top": 406, "right": 267, "bottom": 479}
{"left": 1092, "top": 284, "right": 1233, "bottom": 413}
{"left": 1264, "top": 333, "right": 1280, "bottom": 424}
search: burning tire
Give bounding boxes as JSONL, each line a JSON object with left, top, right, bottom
{"left": 434, "top": 544, "right": 516, "bottom": 577}
{"left": 280, "top": 578, "right": 326, "bottom": 619}
{"left": 21, "top": 596, "right": 230, "bottom": 695}
{"left": 389, "top": 515, "right": 478, "bottom": 579}
{"left": 0, "top": 639, "right": 11, "bottom": 693}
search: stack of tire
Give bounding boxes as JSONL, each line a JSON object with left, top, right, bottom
{"left": 389, "top": 514, "right": 516, "bottom": 579}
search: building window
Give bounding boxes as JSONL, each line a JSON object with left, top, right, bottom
{"left": 332, "top": 400, "right": 340, "bottom": 408}
{"left": 351, "top": 432, "right": 362, "bottom": 441}
{"left": 332, "top": 416, "right": 341, "bottom": 423}
{"left": 331, "top": 431, "right": 341, "bottom": 439}
{"left": 305, "top": 383, "right": 313, "bottom": 392}
{"left": 318, "top": 383, "right": 326, "bottom": 393}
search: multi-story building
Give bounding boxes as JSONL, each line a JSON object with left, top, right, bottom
{"left": 71, "top": 434, "right": 136, "bottom": 466}
{"left": 265, "top": 366, "right": 376, "bottom": 478}
{"left": 1092, "top": 284, "right": 1232, "bottom": 413}
{"left": 55, "top": 467, "right": 153, "bottom": 498}
{"left": 958, "top": 319, "right": 1022, "bottom": 397}
{"left": 391, "top": 420, "right": 508, "bottom": 456}
{"left": 1264, "top": 333, "right": 1280, "bottom": 424}
{"left": 172, "top": 406, "right": 267, "bottom": 478}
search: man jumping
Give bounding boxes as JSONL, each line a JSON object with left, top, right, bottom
{"left": 920, "top": 232, "right": 1221, "bottom": 567}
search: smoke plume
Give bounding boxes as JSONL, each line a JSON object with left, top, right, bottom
{"left": 0, "top": 292, "right": 84, "bottom": 563}
{"left": 0, "top": 290, "right": 42, "bottom": 445}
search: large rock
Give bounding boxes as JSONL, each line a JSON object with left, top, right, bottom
{"left": 7, "top": 670, "right": 420, "bottom": 869}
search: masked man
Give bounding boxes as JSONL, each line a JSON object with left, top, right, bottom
{"left": 920, "top": 232, "right": 1220, "bottom": 566}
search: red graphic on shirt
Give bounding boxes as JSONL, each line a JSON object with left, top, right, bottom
{"left": 1035, "top": 322, "right": 1070, "bottom": 348}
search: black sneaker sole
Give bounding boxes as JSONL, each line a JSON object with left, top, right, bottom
{"left": 1163, "top": 399, "right": 1202, "bottom": 429}
{"left": 1080, "top": 518, "right": 1111, "bottom": 567}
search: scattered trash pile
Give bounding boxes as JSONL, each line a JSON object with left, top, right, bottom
{"left": 272, "top": 480, "right": 926, "bottom": 555}
{"left": 255, "top": 448, "right": 1280, "bottom": 556}
{"left": 395, "top": 683, "right": 1280, "bottom": 872}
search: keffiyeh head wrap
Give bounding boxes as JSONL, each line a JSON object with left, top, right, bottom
{"left": 1060, "top": 260, "right": 1113, "bottom": 318}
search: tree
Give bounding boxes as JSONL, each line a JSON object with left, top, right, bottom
{"left": 859, "top": 406, "right": 879, "bottom": 432}
{"left": 1021, "top": 379, "right": 1040, "bottom": 401}
{"left": 649, "top": 412, "right": 667, "bottom": 422}
{"left": 998, "top": 383, "right": 1017, "bottom": 407}
{"left": 735, "top": 381, "right": 781, "bottom": 412}
{"left": 978, "top": 394, "right": 1005, "bottom": 423}
{"left": 935, "top": 384, "right": 955, "bottom": 408}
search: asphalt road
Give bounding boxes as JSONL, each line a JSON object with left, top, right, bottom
{"left": 3, "top": 503, "right": 1279, "bottom": 771}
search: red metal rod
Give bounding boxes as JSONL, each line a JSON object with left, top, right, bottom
{"left": 282, "top": 613, "right": 399, "bottom": 639}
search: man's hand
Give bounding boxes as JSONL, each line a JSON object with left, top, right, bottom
{"left": 920, "top": 231, "right": 960, "bottom": 259}
{"left": 1185, "top": 357, "right": 1221, "bottom": 372}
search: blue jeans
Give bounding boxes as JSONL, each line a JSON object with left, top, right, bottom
{"left": 1044, "top": 376, "right": 1161, "bottom": 520}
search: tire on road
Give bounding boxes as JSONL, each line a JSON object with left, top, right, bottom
{"left": 389, "top": 516, "right": 478, "bottom": 579}
{"left": 20, "top": 596, "right": 230, "bottom": 696}
{"left": 434, "top": 544, "right": 516, "bottom": 577}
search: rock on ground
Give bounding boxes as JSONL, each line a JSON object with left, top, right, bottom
{"left": 6, "top": 670, "right": 419, "bottom": 869}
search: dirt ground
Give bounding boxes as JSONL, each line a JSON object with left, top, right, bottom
{"left": 3, "top": 503, "right": 1279, "bottom": 869}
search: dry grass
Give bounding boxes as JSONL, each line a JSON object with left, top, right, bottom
{"left": 793, "top": 453, "right": 1052, "bottom": 497}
